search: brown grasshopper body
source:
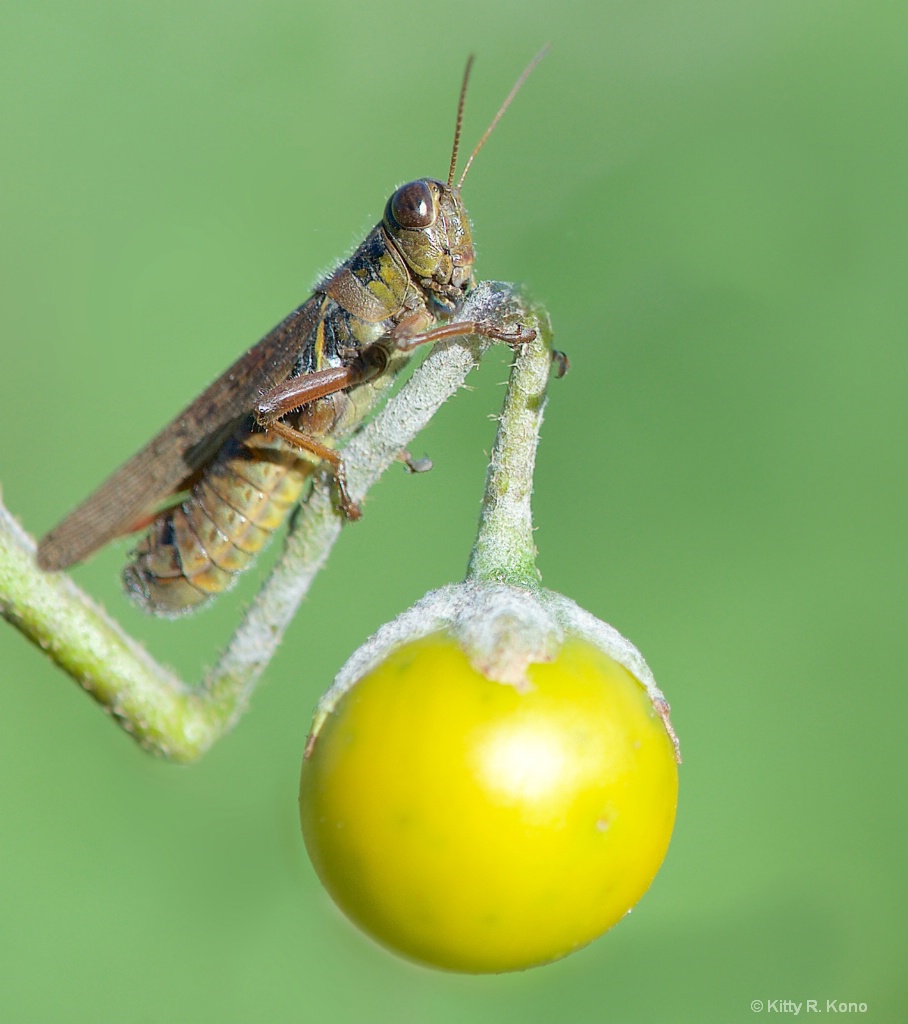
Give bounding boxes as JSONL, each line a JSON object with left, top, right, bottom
{"left": 37, "top": 53, "right": 546, "bottom": 616}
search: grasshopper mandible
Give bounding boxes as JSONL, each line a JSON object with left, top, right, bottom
{"left": 37, "top": 50, "right": 547, "bottom": 616}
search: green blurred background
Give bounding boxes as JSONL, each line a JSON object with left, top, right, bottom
{"left": 2, "top": 1, "right": 905, "bottom": 1021}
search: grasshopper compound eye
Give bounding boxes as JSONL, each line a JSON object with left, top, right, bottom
{"left": 388, "top": 180, "right": 436, "bottom": 229}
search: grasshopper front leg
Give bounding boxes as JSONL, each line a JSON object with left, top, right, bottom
{"left": 254, "top": 346, "right": 391, "bottom": 519}
{"left": 392, "top": 315, "right": 536, "bottom": 353}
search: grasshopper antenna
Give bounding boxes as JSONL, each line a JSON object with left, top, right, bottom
{"left": 447, "top": 55, "right": 475, "bottom": 188}
{"left": 456, "top": 44, "right": 550, "bottom": 190}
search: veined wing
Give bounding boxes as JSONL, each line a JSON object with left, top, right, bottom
{"left": 38, "top": 297, "right": 323, "bottom": 570}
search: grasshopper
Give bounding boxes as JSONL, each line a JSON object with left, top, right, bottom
{"left": 37, "top": 50, "right": 547, "bottom": 616}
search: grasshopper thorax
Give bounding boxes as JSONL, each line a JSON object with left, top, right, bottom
{"left": 383, "top": 179, "right": 474, "bottom": 317}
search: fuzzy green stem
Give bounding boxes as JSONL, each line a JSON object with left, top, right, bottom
{"left": 466, "top": 300, "right": 555, "bottom": 589}
{"left": 0, "top": 283, "right": 539, "bottom": 761}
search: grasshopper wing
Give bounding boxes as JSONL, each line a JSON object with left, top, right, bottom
{"left": 38, "top": 297, "right": 322, "bottom": 570}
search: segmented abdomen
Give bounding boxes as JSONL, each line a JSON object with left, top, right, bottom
{"left": 123, "top": 428, "right": 314, "bottom": 616}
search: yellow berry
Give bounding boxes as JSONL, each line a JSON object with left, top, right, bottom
{"left": 300, "top": 633, "right": 678, "bottom": 973}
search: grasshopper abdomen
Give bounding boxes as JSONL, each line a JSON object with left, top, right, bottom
{"left": 123, "top": 429, "right": 313, "bottom": 614}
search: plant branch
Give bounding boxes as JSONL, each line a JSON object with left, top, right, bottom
{"left": 0, "top": 282, "right": 537, "bottom": 762}
{"left": 466, "top": 299, "right": 555, "bottom": 589}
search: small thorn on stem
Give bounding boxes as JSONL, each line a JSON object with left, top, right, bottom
{"left": 398, "top": 449, "right": 434, "bottom": 474}
{"left": 552, "top": 350, "right": 570, "bottom": 378}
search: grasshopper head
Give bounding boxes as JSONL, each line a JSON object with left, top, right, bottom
{"left": 383, "top": 51, "right": 546, "bottom": 319}
{"left": 383, "top": 179, "right": 475, "bottom": 316}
